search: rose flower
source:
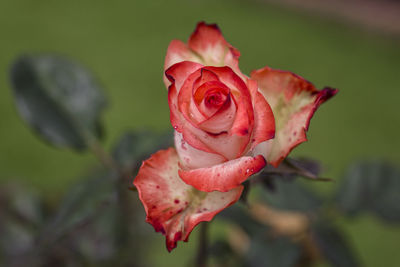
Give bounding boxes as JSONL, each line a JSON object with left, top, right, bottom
{"left": 134, "top": 22, "right": 337, "bottom": 251}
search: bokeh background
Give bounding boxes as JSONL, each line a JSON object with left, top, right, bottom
{"left": 0, "top": 0, "right": 399, "bottom": 266}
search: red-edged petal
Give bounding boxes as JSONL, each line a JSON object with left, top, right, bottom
{"left": 205, "top": 66, "right": 254, "bottom": 138}
{"left": 198, "top": 93, "right": 236, "bottom": 134}
{"left": 248, "top": 79, "right": 275, "bottom": 149}
{"left": 169, "top": 76, "right": 217, "bottom": 155}
{"left": 133, "top": 148, "right": 243, "bottom": 252}
{"left": 188, "top": 22, "right": 242, "bottom": 76}
{"left": 175, "top": 131, "right": 225, "bottom": 169}
{"left": 178, "top": 155, "right": 266, "bottom": 192}
{"left": 164, "top": 40, "right": 202, "bottom": 88}
{"left": 251, "top": 66, "right": 338, "bottom": 167}
{"left": 165, "top": 61, "right": 203, "bottom": 94}
{"left": 170, "top": 66, "right": 251, "bottom": 159}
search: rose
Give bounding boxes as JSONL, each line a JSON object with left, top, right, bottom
{"left": 134, "top": 22, "right": 337, "bottom": 251}
{"left": 165, "top": 61, "right": 275, "bottom": 192}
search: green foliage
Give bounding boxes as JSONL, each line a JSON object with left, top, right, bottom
{"left": 10, "top": 54, "right": 107, "bottom": 150}
{"left": 42, "top": 170, "right": 118, "bottom": 242}
{"left": 221, "top": 205, "right": 301, "bottom": 267}
{"left": 336, "top": 161, "right": 400, "bottom": 222}
{"left": 245, "top": 236, "right": 300, "bottom": 267}
{"left": 262, "top": 179, "right": 321, "bottom": 212}
{"left": 4, "top": 50, "right": 400, "bottom": 266}
{"left": 311, "top": 222, "right": 360, "bottom": 267}
{"left": 112, "top": 130, "right": 173, "bottom": 169}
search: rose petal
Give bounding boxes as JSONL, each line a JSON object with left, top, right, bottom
{"left": 205, "top": 66, "right": 254, "bottom": 138}
{"left": 248, "top": 79, "right": 275, "bottom": 149}
{"left": 133, "top": 148, "right": 243, "bottom": 252}
{"left": 251, "top": 66, "right": 338, "bottom": 166}
{"left": 178, "top": 155, "right": 266, "bottom": 192}
{"left": 175, "top": 131, "right": 225, "bottom": 169}
{"left": 188, "top": 22, "right": 240, "bottom": 72}
{"left": 198, "top": 93, "right": 236, "bottom": 134}
{"left": 169, "top": 65, "right": 251, "bottom": 159}
{"left": 165, "top": 61, "right": 203, "bottom": 94}
{"left": 164, "top": 40, "right": 202, "bottom": 88}
{"left": 169, "top": 76, "right": 217, "bottom": 155}
{"left": 164, "top": 22, "right": 245, "bottom": 86}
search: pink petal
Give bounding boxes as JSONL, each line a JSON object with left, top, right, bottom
{"left": 205, "top": 66, "right": 254, "bottom": 138}
{"left": 133, "top": 148, "right": 243, "bottom": 252}
{"left": 188, "top": 22, "right": 242, "bottom": 76}
{"left": 175, "top": 131, "right": 225, "bottom": 169}
{"left": 251, "top": 66, "right": 338, "bottom": 167}
{"left": 164, "top": 40, "right": 201, "bottom": 88}
{"left": 169, "top": 65, "right": 251, "bottom": 160}
{"left": 198, "top": 93, "right": 236, "bottom": 134}
{"left": 248, "top": 79, "right": 275, "bottom": 149}
{"left": 165, "top": 61, "right": 203, "bottom": 94}
{"left": 193, "top": 68, "right": 221, "bottom": 92}
{"left": 163, "top": 22, "right": 246, "bottom": 82}
{"left": 170, "top": 80, "right": 237, "bottom": 160}
{"left": 169, "top": 77, "right": 218, "bottom": 155}
{"left": 178, "top": 155, "right": 266, "bottom": 192}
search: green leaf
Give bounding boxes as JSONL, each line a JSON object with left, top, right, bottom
{"left": 112, "top": 130, "right": 173, "bottom": 169}
{"left": 245, "top": 236, "right": 300, "bottom": 267}
{"left": 220, "top": 205, "right": 301, "bottom": 267}
{"left": 336, "top": 161, "right": 400, "bottom": 222}
{"left": 220, "top": 204, "right": 268, "bottom": 236}
{"left": 311, "top": 223, "right": 360, "bottom": 267}
{"left": 41, "top": 170, "right": 118, "bottom": 243}
{"left": 71, "top": 201, "right": 118, "bottom": 262}
{"left": 209, "top": 240, "right": 242, "bottom": 267}
{"left": 261, "top": 178, "right": 322, "bottom": 213}
{"left": 262, "top": 157, "right": 330, "bottom": 182}
{"left": 9, "top": 54, "right": 107, "bottom": 150}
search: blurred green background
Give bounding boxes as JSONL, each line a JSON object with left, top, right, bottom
{"left": 0, "top": 0, "right": 399, "bottom": 266}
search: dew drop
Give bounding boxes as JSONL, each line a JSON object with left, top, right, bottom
{"left": 181, "top": 140, "right": 187, "bottom": 150}
{"left": 173, "top": 125, "right": 178, "bottom": 130}
{"left": 246, "top": 169, "right": 250, "bottom": 174}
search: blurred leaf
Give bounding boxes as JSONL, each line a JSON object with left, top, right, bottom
{"left": 245, "top": 236, "right": 301, "bottom": 267}
{"left": 0, "top": 183, "right": 45, "bottom": 265}
{"left": 311, "top": 223, "right": 360, "bottom": 267}
{"left": 9, "top": 54, "right": 107, "bottom": 150}
{"left": 239, "top": 181, "right": 251, "bottom": 205}
{"left": 336, "top": 161, "right": 400, "bottom": 222}
{"left": 262, "top": 157, "right": 330, "bottom": 182}
{"left": 112, "top": 130, "right": 173, "bottom": 169}
{"left": 0, "top": 183, "right": 44, "bottom": 227}
{"left": 209, "top": 240, "right": 242, "bottom": 267}
{"left": 41, "top": 170, "right": 118, "bottom": 243}
{"left": 221, "top": 205, "right": 301, "bottom": 267}
{"left": 261, "top": 178, "right": 322, "bottom": 213}
{"left": 220, "top": 204, "right": 268, "bottom": 236}
{"left": 71, "top": 201, "right": 118, "bottom": 262}
{"left": 0, "top": 218, "right": 35, "bottom": 258}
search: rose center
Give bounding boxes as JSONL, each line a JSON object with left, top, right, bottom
{"left": 205, "top": 92, "right": 224, "bottom": 108}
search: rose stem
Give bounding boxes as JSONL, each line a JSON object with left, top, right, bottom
{"left": 196, "top": 222, "right": 209, "bottom": 267}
